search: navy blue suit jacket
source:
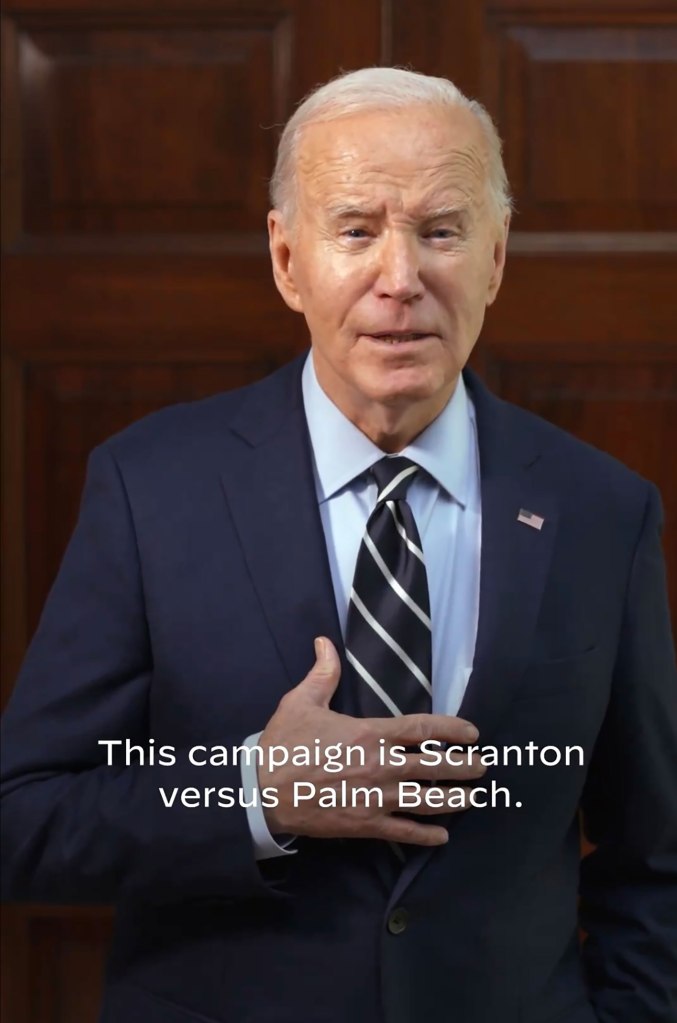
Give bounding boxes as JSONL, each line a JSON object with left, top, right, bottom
{"left": 2, "top": 354, "right": 676, "bottom": 1023}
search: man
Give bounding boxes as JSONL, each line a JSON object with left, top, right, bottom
{"left": 1, "top": 67, "right": 676, "bottom": 1023}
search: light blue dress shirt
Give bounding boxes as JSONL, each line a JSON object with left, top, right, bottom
{"left": 242, "top": 351, "right": 482, "bottom": 859}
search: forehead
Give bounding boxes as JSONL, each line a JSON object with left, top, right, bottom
{"left": 295, "top": 104, "right": 489, "bottom": 212}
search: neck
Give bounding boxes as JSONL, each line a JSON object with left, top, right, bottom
{"left": 351, "top": 402, "right": 446, "bottom": 452}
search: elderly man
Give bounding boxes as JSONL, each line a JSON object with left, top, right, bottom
{"left": 2, "top": 67, "right": 676, "bottom": 1023}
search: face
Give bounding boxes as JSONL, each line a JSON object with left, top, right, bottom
{"left": 268, "top": 104, "right": 509, "bottom": 443}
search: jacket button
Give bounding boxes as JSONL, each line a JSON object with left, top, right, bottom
{"left": 387, "top": 908, "right": 409, "bottom": 934}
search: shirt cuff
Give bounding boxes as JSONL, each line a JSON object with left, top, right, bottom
{"left": 241, "top": 731, "right": 298, "bottom": 861}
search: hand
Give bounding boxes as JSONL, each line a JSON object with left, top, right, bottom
{"left": 258, "top": 637, "right": 485, "bottom": 847}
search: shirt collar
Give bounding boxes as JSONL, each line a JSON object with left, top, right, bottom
{"left": 301, "top": 352, "right": 474, "bottom": 507}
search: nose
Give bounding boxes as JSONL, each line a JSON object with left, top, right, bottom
{"left": 374, "top": 229, "right": 424, "bottom": 303}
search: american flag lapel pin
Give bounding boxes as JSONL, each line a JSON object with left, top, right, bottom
{"left": 517, "top": 508, "right": 545, "bottom": 531}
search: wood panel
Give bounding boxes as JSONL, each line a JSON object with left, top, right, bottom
{"left": 18, "top": 13, "right": 287, "bottom": 235}
{"left": 484, "top": 251, "right": 677, "bottom": 344}
{"left": 486, "top": 11, "right": 677, "bottom": 230}
{"left": 3, "top": 0, "right": 384, "bottom": 251}
{"left": 2, "top": 906, "right": 113, "bottom": 1023}
{"left": 385, "top": 0, "right": 484, "bottom": 96}
{"left": 2, "top": 252, "right": 303, "bottom": 348}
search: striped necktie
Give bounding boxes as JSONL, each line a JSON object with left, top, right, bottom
{"left": 346, "top": 456, "right": 433, "bottom": 719}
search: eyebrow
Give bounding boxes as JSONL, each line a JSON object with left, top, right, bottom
{"left": 325, "top": 203, "right": 381, "bottom": 220}
{"left": 324, "top": 202, "right": 469, "bottom": 221}
{"left": 422, "top": 205, "right": 469, "bottom": 221}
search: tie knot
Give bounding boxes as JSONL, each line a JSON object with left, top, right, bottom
{"left": 371, "top": 456, "right": 419, "bottom": 503}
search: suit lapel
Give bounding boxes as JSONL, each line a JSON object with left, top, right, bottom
{"left": 390, "top": 369, "right": 559, "bottom": 900}
{"left": 218, "top": 355, "right": 356, "bottom": 715}
{"left": 458, "top": 371, "right": 558, "bottom": 740}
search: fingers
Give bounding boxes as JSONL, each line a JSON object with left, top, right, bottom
{"left": 380, "top": 784, "right": 479, "bottom": 816}
{"left": 390, "top": 752, "right": 486, "bottom": 783}
{"left": 376, "top": 712, "right": 479, "bottom": 746}
{"left": 376, "top": 816, "right": 449, "bottom": 847}
{"left": 370, "top": 714, "right": 483, "bottom": 782}
{"left": 292, "top": 637, "right": 342, "bottom": 706}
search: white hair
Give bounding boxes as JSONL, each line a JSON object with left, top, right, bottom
{"left": 270, "top": 67, "right": 513, "bottom": 224}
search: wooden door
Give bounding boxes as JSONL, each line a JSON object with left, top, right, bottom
{"left": 2, "top": 1, "right": 676, "bottom": 1020}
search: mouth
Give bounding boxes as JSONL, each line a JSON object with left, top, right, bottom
{"left": 364, "top": 331, "right": 435, "bottom": 345}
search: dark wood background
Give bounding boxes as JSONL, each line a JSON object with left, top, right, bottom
{"left": 2, "top": 1, "right": 676, "bottom": 1020}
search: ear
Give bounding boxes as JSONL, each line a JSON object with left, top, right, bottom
{"left": 486, "top": 211, "right": 511, "bottom": 307}
{"left": 268, "top": 210, "right": 304, "bottom": 313}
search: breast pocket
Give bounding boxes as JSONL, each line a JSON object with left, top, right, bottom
{"left": 513, "top": 644, "right": 606, "bottom": 703}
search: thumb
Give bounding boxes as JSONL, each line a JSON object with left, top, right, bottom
{"left": 298, "top": 637, "right": 341, "bottom": 706}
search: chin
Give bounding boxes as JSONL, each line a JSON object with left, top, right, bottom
{"left": 363, "top": 384, "right": 443, "bottom": 413}
{"left": 359, "top": 365, "right": 448, "bottom": 407}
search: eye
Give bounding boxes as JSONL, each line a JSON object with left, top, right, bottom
{"left": 341, "top": 227, "right": 370, "bottom": 239}
{"left": 426, "top": 227, "right": 459, "bottom": 240}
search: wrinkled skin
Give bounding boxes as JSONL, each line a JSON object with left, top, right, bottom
{"left": 269, "top": 103, "right": 510, "bottom": 451}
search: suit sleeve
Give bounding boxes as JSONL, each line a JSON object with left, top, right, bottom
{"left": 0, "top": 444, "right": 287, "bottom": 907}
{"left": 579, "top": 482, "right": 677, "bottom": 1022}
